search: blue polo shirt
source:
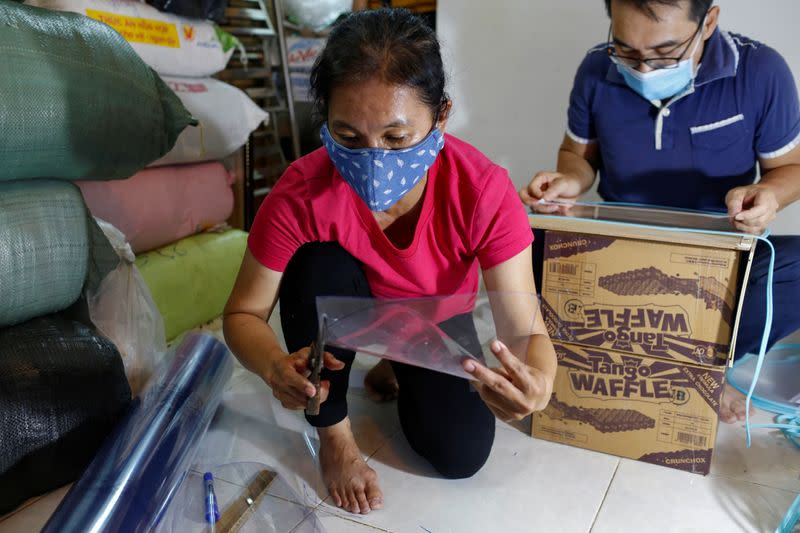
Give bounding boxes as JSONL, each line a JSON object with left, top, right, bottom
{"left": 567, "top": 29, "right": 800, "bottom": 212}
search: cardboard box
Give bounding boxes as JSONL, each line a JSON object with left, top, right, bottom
{"left": 533, "top": 341, "right": 725, "bottom": 475}
{"left": 541, "top": 230, "right": 745, "bottom": 366}
{"left": 530, "top": 208, "right": 757, "bottom": 473}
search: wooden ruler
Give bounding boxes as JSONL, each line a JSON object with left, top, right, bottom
{"left": 208, "top": 469, "right": 277, "bottom": 533}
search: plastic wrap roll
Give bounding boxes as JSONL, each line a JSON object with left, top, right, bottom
{"left": 42, "top": 332, "right": 234, "bottom": 533}
{"left": 135, "top": 230, "right": 248, "bottom": 340}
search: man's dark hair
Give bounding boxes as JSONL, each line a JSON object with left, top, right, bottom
{"left": 310, "top": 8, "right": 448, "bottom": 123}
{"left": 604, "top": 0, "right": 712, "bottom": 22}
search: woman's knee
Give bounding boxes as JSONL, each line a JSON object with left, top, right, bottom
{"left": 402, "top": 414, "right": 495, "bottom": 479}
{"left": 422, "top": 433, "right": 494, "bottom": 479}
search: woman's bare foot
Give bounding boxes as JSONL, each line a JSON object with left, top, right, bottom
{"left": 364, "top": 359, "right": 399, "bottom": 402}
{"left": 319, "top": 418, "right": 383, "bottom": 514}
{"left": 720, "top": 383, "right": 755, "bottom": 423}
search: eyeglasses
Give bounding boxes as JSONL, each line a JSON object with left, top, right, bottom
{"left": 606, "top": 19, "right": 703, "bottom": 70}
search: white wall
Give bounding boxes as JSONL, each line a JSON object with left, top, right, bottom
{"left": 438, "top": 0, "right": 800, "bottom": 235}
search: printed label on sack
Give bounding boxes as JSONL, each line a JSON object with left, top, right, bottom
{"left": 166, "top": 81, "right": 209, "bottom": 94}
{"left": 86, "top": 10, "right": 181, "bottom": 48}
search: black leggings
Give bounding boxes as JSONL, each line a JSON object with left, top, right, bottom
{"left": 279, "top": 242, "right": 495, "bottom": 479}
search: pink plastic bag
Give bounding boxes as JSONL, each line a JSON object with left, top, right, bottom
{"left": 77, "top": 162, "right": 235, "bottom": 253}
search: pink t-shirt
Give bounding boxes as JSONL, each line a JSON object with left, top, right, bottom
{"left": 248, "top": 134, "right": 533, "bottom": 302}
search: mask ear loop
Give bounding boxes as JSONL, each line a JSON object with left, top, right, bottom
{"left": 686, "top": 15, "right": 708, "bottom": 76}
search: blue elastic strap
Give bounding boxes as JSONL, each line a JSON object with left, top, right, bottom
{"left": 777, "top": 491, "right": 800, "bottom": 533}
{"left": 727, "top": 347, "right": 800, "bottom": 420}
{"left": 535, "top": 200, "right": 776, "bottom": 447}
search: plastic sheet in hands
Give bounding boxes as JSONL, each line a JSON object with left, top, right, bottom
{"left": 316, "top": 291, "right": 541, "bottom": 380}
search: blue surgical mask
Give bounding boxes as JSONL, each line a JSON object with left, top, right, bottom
{"left": 320, "top": 124, "right": 444, "bottom": 211}
{"left": 614, "top": 23, "right": 704, "bottom": 101}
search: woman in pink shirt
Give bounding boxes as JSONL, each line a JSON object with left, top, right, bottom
{"left": 224, "top": 8, "right": 556, "bottom": 515}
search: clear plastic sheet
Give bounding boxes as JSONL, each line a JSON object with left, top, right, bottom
{"left": 316, "top": 291, "right": 542, "bottom": 380}
{"left": 165, "top": 462, "right": 324, "bottom": 532}
{"left": 535, "top": 199, "right": 733, "bottom": 231}
{"left": 42, "top": 333, "right": 233, "bottom": 533}
{"left": 728, "top": 345, "right": 800, "bottom": 416}
{"left": 181, "top": 369, "right": 327, "bottom": 511}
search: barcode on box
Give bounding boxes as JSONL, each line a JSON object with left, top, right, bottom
{"left": 549, "top": 262, "right": 578, "bottom": 276}
{"left": 676, "top": 432, "right": 707, "bottom": 447}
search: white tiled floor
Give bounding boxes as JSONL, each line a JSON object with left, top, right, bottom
{"left": 1, "top": 321, "right": 798, "bottom": 532}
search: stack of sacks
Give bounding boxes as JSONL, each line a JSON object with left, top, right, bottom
{"left": 0, "top": 1, "right": 194, "bottom": 513}
{"left": 28, "top": 0, "right": 263, "bottom": 340}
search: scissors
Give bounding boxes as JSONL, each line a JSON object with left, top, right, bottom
{"left": 305, "top": 314, "right": 328, "bottom": 416}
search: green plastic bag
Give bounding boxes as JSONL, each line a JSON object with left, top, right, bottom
{"left": 0, "top": 0, "right": 195, "bottom": 181}
{"left": 135, "top": 230, "right": 247, "bottom": 340}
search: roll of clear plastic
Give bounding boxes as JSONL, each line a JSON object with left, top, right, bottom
{"left": 42, "top": 333, "right": 234, "bottom": 533}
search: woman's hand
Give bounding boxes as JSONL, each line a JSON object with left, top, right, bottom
{"left": 263, "top": 347, "right": 345, "bottom": 411}
{"left": 463, "top": 340, "right": 554, "bottom": 422}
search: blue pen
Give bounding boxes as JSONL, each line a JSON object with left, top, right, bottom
{"left": 204, "top": 472, "right": 220, "bottom": 526}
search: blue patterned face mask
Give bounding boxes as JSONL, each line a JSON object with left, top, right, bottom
{"left": 320, "top": 124, "right": 445, "bottom": 211}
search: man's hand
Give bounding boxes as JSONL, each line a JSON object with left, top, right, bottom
{"left": 520, "top": 171, "right": 584, "bottom": 214}
{"left": 725, "top": 184, "right": 780, "bottom": 235}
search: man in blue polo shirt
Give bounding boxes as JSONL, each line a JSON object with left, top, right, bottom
{"left": 521, "top": 0, "right": 800, "bottom": 423}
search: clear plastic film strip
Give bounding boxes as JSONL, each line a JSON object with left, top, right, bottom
{"left": 534, "top": 199, "right": 733, "bottom": 230}
{"left": 42, "top": 333, "right": 234, "bottom": 533}
{"left": 161, "top": 462, "right": 325, "bottom": 533}
{"left": 728, "top": 344, "right": 800, "bottom": 448}
{"left": 316, "top": 291, "right": 543, "bottom": 380}
{"left": 173, "top": 367, "right": 328, "bottom": 523}
{"left": 535, "top": 200, "right": 778, "bottom": 448}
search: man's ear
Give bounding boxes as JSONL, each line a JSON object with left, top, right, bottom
{"left": 703, "top": 5, "right": 720, "bottom": 40}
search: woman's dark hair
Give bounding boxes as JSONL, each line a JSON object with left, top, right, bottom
{"left": 604, "top": 0, "right": 712, "bottom": 22}
{"left": 310, "top": 8, "right": 448, "bottom": 123}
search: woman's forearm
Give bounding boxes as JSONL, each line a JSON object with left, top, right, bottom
{"left": 525, "top": 333, "right": 557, "bottom": 380}
{"left": 223, "top": 312, "right": 287, "bottom": 382}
